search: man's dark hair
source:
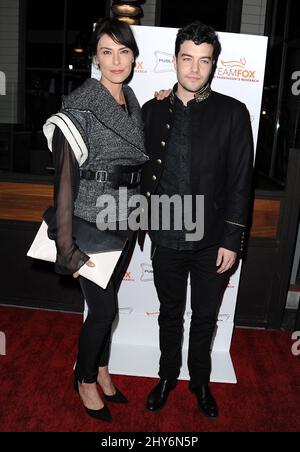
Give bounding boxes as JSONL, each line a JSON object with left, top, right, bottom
{"left": 90, "top": 17, "right": 139, "bottom": 61}
{"left": 175, "top": 21, "right": 221, "bottom": 65}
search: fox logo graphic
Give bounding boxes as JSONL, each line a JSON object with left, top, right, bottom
{"left": 135, "top": 61, "right": 144, "bottom": 71}
{"left": 221, "top": 58, "right": 247, "bottom": 68}
{"left": 123, "top": 271, "right": 134, "bottom": 281}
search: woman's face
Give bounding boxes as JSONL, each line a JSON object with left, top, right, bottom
{"left": 96, "top": 33, "right": 134, "bottom": 87}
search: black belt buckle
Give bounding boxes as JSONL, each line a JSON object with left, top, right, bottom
{"left": 96, "top": 170, "right": 108, "bottom": 182}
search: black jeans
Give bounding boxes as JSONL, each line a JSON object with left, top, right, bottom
{"left": 74, "top": 232, "right": 137, "bottom": 383}
{"left": 152, "top": 244, "right": 230, "bottom": 385}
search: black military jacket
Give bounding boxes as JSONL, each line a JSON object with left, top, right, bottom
{"left": 139, "top": 88, "right": 254, "bottom": 254}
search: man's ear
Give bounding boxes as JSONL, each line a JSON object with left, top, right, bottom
{"left": 173, "top": 55, "right": 177, "bottom": 72}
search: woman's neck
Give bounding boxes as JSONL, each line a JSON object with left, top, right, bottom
{"left": 100, "top": 78, "right": 124, "bottom": 104}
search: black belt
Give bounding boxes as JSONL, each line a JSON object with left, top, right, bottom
{"left": 79, "top": 164, "right": 142, "bottom": 188}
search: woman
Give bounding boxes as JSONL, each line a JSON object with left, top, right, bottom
{"left": 44, "top": 18, "right": 148, "bottom": 422}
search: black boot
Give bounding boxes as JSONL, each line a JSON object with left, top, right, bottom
{"left": 146, "top": 379, "right": 177, "bottom": 412}
{"left": 189, "top": 383, "right": 218, "bottom": 418}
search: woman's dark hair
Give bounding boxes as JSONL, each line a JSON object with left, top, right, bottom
{"left": 90, "top": 17, "right": 139, "bottom": 60}
{"left": 175, "top": 21, "right": 221, "bottom": 65}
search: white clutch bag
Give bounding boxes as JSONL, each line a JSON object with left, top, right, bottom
{"left": 27, "top": 221, "right": 123, "bottom": 289}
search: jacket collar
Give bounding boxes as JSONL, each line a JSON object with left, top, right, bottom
{"left": 62, "top": 78, "right": 145, "bottom": 153}
{"left": 170, "top": 82, "right": 212, "bottom": 106}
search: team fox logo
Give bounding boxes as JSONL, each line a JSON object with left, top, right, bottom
{"left": 218, "top": 58, "right": 256, "bottom": 79}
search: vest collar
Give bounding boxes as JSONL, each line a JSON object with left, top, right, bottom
{"left": 63, "top": 78, "right": 145, "bottom": 153}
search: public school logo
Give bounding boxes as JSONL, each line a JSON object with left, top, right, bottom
{"left": 0, "top": 71, "right": 6, "bottom": 96}
{"left": 154, "top": 51, "right": 174, "bottom": 73}
{"left": 140, "top": 263, "right": 153, "bottom": 282}
{"left": 218, "top": 314, "right": 231, "bottom": 322}
{"left": 216, "top": 58, "right": 259, "bottom": 83}
{"left": 119, "top": 307, "right": 133, "bottom": 315}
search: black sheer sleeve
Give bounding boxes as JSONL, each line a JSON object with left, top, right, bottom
{"left": 52, "top": 127, "right": 90, "bottom": 275}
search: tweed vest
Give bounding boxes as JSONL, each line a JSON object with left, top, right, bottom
{"left": 53, "top": 78, "right": 148, "bottom": 224}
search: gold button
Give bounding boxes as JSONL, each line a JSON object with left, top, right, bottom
{"left": 152, "top": 175, "right": 157, "bottom": 181}
{"left": 161, "top": 141, "right": 166, "bottom": 147}
{"left": 166, "top": 123, "right": 170, "bottom": 129}
{"left": 157, "top": 159, "right": 162, "bottom": 164}
{"left": 146, "top": 192, "right": 151, "bottom": 197}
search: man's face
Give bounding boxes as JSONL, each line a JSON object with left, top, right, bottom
{"left": 174, "top": 40, "right": 214, "bottom": 93}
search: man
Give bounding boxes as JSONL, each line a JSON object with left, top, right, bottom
{"left": 139, "top": 21, "right": 253, "bottom": 418}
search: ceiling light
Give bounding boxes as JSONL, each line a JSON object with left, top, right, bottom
{"left": 111, "top": 1, "right": 143, "bottom": 24}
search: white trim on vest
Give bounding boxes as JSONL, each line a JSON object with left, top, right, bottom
{"left": 43, "top": 112, "right": 88, "bottom": 166}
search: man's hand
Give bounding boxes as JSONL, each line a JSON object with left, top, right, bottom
{"left": 216, "top": 248, "right": 237, "bottom": 274}
{"left": 154, "top": 89, "right": 172, "bottom": 100}
{"left": 73, "top": 259, "right": 95, "bottom": 278}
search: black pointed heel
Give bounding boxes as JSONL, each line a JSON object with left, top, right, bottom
{"left": 73, "top": 377, "right": 112, "bottom": 422}
{"left": 103, "top": 387, "right": 128, "bottom": 404}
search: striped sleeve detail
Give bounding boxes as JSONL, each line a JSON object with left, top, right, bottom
{"left": 43, "top": 112, "right": 88, "bottom": 166}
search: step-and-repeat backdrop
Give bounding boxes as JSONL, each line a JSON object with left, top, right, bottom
{"left": 91, "top": 26, "right": 268, "bottom": 383}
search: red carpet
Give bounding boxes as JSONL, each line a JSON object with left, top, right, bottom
{"left": 0, "top": 306, "right": 300, "bottom": 432}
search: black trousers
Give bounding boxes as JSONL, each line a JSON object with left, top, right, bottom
{"left": 152, "top": 244, "right": 230, "bottom": 385}
{"left": 74, "top": 232, "right": 137, "bottom": 383}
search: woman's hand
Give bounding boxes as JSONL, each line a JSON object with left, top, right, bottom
{"left": 154, "top": 89, "right": 172, "bottom": 100}
{"left": 73, "top": 259, "right": 95, "bottom": 278}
